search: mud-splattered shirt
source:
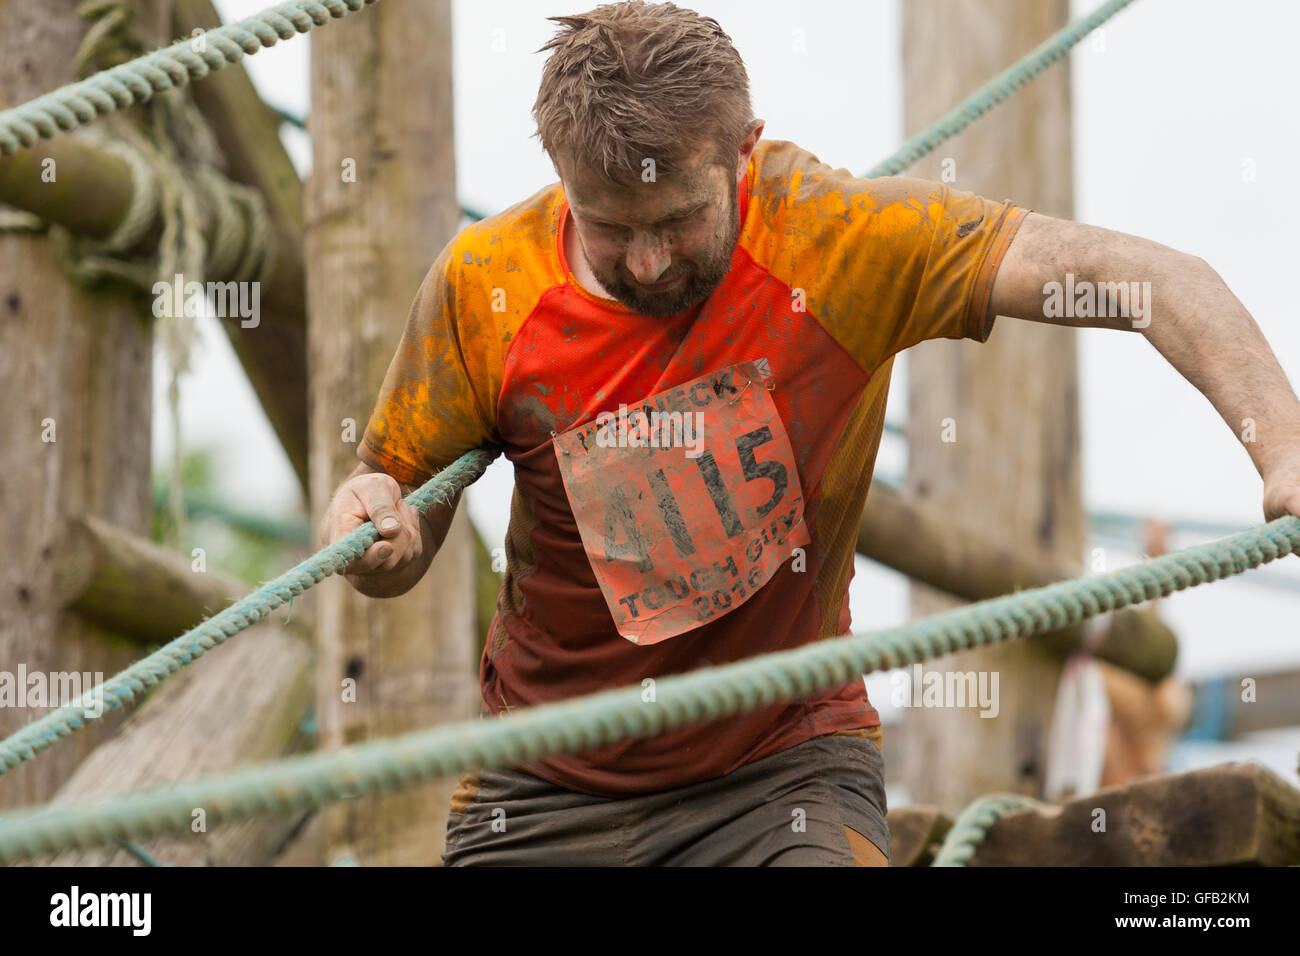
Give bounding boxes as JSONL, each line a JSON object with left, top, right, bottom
{"left": 359, "top": 140, "right": 1027, "bottom": 797}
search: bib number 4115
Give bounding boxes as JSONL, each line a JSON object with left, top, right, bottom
{"left": 604, "top": 425, "right": 788, "bottom": 572}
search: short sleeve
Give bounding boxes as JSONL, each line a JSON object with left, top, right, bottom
{"left": 873, "top": 180, "right": 1028, "bottom": 358}
{"left": 750, "top": 146, "right": 1028, "bottom": 373}
{"left": 358, "top": 243, "right": 498, "bottom": 485}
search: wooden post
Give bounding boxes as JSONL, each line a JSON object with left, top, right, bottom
{"left": 901, "top": 0, "right": 1083, "bottom": 813}
{"left": 0, "top": 0, "right": 154, "bottom": 810}
{"left": 306, "top": 0, "right": 477, "bottom": 865}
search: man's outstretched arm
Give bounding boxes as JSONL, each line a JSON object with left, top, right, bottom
{"left": 989, "top": 211, "right": 1300, "bottom": 521}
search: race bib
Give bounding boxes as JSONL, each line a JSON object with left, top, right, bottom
{"left": 553, "top": 361, "right": 810, "bottom": 645}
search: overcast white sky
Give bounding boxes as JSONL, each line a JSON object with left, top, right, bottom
{"left": 175, "top": 0, "right": 1300, "bottom": 783}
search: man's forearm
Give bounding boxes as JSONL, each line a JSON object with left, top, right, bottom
{"left": 1138, "top": 250, "right": 1300, "bottom": 480}
{"left": 994, "top": 214, "right": 1300, "bottom": 482}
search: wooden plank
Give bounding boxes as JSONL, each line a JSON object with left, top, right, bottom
{"left": 860, "top": 480, "right": 1069, "bottom": 597}
{"left": 965, "top": 763, "right": 1300, "bottom": 866}
{"left": 901, "top": 0, "right": 1082, "bottom": 815}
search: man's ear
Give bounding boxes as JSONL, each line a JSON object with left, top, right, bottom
{"left": 736, "top": 120, "right": 765, "bottom": 182}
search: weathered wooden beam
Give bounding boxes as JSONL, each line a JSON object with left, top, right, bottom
{"left": 962, "top": 763, "right": 1300, "bottom": 866}
{"left": 860, "top": 480, "right": 1066, "bottom": 599}
{"left": 1086, "top": 607, "right": 1177, "bottom": 687}
{"left": 40, "top": 618, "right": 314, "bottom": 867}
{"left": 886, "top": 806, "right": 953, "bottom": 867}
{"left": 0, "top": 133, "right": 132, "bottom": 237}
{"left": 307, "top": 0, "right": 474, "bottom": 866}
{"left": 858, "top": 481, "right": 1178, "bottom": 683}
{"left": 50, "top": 512, "right": 314, "bottom": 645}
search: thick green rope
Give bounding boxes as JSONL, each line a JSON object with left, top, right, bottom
{"left": 0, "top": 0, "right": 378, "bottom": 156}
{"left": 931, "top": 793, "right": 1047, "bottom": 867}
{"left": 866, "top": 0, "right": 1136, "bottom": 178}
{"left": 0, "top": 448, "right": 498, "bottom": 777}
{"left": 0, "top": 514, "right": 1294, "bottom": 863}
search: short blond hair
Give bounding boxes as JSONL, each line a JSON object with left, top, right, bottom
{"left": 532, "top": 1, "right": 754, "bottom": 182}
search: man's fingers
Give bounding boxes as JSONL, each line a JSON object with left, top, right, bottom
{"left": 370, "top": 540, "right": 398, "bottom": 572}
{"left": 354, "top": 475, "right": 406, "bottom": 538}
{"left": 345, "top": 540, "right": 394, "bottom": 576}
{"left": 378, "top": 502, "right": 424, "bottom": 571}
{"left": 345, "top": 483, "right": 424, "bottom": 576}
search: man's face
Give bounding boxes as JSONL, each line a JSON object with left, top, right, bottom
{"left": 562, "top": 153, "right": 741, "bottom": 317}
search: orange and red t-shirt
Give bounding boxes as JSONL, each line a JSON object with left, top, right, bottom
{"left": 360, "top": 139, "right": 1027, "bottom": 797}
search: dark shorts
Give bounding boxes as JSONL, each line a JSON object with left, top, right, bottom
{"left": 442, "top": 729, "right": 889, "bottom": 866}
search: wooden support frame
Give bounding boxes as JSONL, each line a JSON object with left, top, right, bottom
{"left": 51, "top": 512, "right": 314, "bottom": 644}
{"left": 859, "top": 481, "right": 1178, "bottom": 683}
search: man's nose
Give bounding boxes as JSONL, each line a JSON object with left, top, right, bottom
{"left": 624, "top": 232, "right": 672, "bottom": 284}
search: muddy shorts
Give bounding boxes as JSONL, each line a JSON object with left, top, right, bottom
{"left": 441, "top": 727, "right": 888, "bottom": 866}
